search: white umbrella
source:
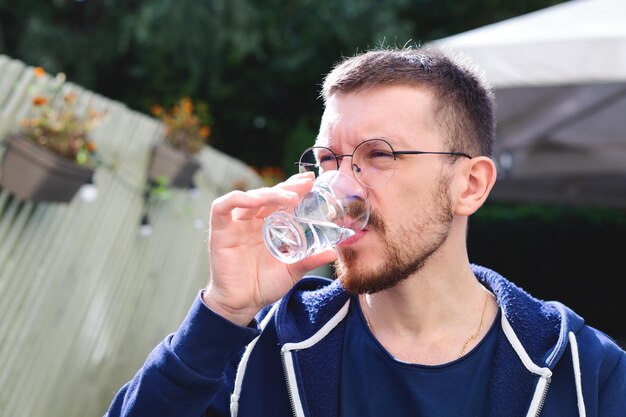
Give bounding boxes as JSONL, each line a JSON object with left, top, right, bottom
{"left": 430, "top": 0, "right": 626, "bottom": 208}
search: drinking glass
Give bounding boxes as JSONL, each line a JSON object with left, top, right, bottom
{"left": 262, "top": 170, "right": 370, "bottom": 263}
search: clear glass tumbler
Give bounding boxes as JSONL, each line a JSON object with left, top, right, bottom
{"left": 263, "top": 170, "right": 370, "bottom": 263}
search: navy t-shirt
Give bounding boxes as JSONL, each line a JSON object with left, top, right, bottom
{"left": 339, "top": 296, "right": 500, "bottom": 417}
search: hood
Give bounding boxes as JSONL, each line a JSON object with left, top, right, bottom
{"left": 274, "top": 276, "right": 349, "bottom": 344}
{"left": 235, "top": 265, "right": 591, "bottom": 417}
{"left": 274, "top": 265, "right": 584, "bottom": 368}
{"left": 472, "top": 264, "right": 585, "bottom": 369}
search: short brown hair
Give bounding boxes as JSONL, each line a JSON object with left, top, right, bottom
{"left": 321, "top": 46, "right": 495, "bottom": 158}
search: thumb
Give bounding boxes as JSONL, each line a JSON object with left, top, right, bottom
{"left": 290, "top": 248, "right": 337, "bottom": 277}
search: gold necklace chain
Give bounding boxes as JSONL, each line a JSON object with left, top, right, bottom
{"left": 456, "top": 288, "right": 489, "bottom": 359}
{"left": 360, "top": 287, "right": 491, "bottom": 360}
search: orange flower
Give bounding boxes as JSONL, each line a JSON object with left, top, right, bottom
{"left": 34, "top": 67, "right": 45, "bottom": 78}
{"left": 260, "top": 166, "right": 284, "bottom": 178}
{"left": 150, "top": 104, "right": 163, "bottom": 117}
{"left": 180, "top": 97, "right": 193, "bottom": 113}
{"left": 256, "top": 166, "right": 286, "bottom": 186}
{"left": 152, "top": 97, "right": 214, "bottom": 155}
{"left": 32, "top": 96, "right": 47, "bottom": 106}
{"left": 199, "top": 125, "right": 211, "bottom": 139}
{"left": 20, "top": 71, "right": 106, "bottom": 165}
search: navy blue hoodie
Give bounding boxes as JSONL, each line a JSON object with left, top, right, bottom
{"left": 105, "top": 265, "right": 626, "bottom": 416}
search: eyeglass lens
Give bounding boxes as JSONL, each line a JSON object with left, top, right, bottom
{"left": 298, "top": 139, "right": 397, "bottom": 188}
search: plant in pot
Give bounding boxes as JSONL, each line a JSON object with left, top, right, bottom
{"left": 137, "top": 97, "right": 213, "bottom": 236}
{"left": 0, "top": 67, "right": 107, "bottom": 203}
{"left": 148, "top": 96, "right": 213, "bottom": 190}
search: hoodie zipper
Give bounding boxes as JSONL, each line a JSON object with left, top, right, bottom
{"left": 531, "top": 378, "right": 551, "bottom": 417}
{"left": 281, "top": 350, "right": 298, "bottom": 417}
{"left": 277, "top": 298, "right": 351, "bottom": 417}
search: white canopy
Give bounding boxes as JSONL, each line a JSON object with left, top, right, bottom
{"left": 430, "top": 0, "right": 626, "bottom": 208}
{"left": 431, "top": 0, "right": 626, "bottom": 88}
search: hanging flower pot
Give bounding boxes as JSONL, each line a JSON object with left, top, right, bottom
{"left": 0, "top": 134, "right": 95, "bottom": 202}
{"left": 147, "top": 143, "right": 201, "bottom": 188}
{"left": 0, "top": 66, "right": 106, "bottom": 203}
{"left": 147, "top": 97, "right": 212, "bottom": 189}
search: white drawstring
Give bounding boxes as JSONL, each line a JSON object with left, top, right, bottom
{"left": 281, "top": 300, "right": 351, "bottom": 351}
{"left": 503, "top": 311, "right": 586, "bottom": 417}
{"left": 501, "top": 312, "right": 553, "bottom": 378}
{"left": 569, "top": 331, "right": 586, "bottom": 417}
{"left": 232, "top": 304, "right": 587, "bottom": 417}
{"left": 280, "top": 300, "right": 351, "bottom": 417}
{"left": 230, "top": 298, "right": 351, "bottom": 417}
{"left": 501, "top": 312, "right": 553, "bottom": 417}
{"left": 230, "top": 302, "right": 280, "bottom": 417}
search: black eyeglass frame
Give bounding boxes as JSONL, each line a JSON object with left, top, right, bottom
{"left": 296, "top": 138, "right": 472, "bottom": 187}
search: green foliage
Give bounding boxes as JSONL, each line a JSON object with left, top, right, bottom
{"left": 283, "top": 117, "right": 318, "bottom": 177}
{"left": 475, "top": 202, "right": 626, "bottom": 226}
{"left": 0, "top": 0, "right": 567, "bottom": 171}
{"left": 4, "top": 0, "right": 622, "bottom": 339}
{"left": 147, "top": 176, "right": 172, "bottom": 203}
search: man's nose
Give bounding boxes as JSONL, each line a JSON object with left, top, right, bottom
{"left": 337, "top": 156, "right": 357, "bottom": 177}
{"left": 332, "top": 163, "right": 366, "bottom": 198}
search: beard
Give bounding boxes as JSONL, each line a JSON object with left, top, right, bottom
{"left": 336, "top": 173, "right": 454, "bottom": 295}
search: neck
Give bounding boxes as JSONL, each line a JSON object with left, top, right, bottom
{"left": 359, "top": 262, "right": 497, "bottom": 364}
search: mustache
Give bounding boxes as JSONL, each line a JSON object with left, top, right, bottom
{"left": 346, "top": 199, "right": 369, "bottom": 221}
{"left": 342, "top": 199, "right": 384, "bottom": 232}
{"left": 367, "top": 209, "right": 384, "bottom": 231}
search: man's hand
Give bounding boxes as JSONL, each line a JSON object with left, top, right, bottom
{"left": 203, "top": 172, "right": 338, "bottom": 326}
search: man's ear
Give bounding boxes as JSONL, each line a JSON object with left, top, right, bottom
{"left": 454, "top": 156, "right": 497, "bottom": 216}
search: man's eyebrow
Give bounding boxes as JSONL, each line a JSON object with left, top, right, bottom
{"left": 313, "top": 137, "right": 332, "bottom": 148}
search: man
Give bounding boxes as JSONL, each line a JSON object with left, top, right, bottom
{"left": 106, "top": 46, "right": 626, "bottom": 417}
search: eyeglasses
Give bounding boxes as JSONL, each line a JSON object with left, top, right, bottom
{"left": 298, "top": 138, "right": 472, "bottom": 189}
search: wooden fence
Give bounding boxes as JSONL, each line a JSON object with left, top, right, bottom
{"left": 0, "top": 55, "right": 264, "bottom": 417}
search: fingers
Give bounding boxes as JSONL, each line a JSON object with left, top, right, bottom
{"left": 273, "top": 171, "right": 315, "bottom": 192}
{"left": 212, "top": 173, "right": 315, "bottom": 225}
{"left": 289, "top": 247, "right": 338, "bottom": 278}
{"left": 232, "top": 188, "right": 298, "bottom": 221}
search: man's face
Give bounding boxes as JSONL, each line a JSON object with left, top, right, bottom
{"left": 316, "top": 85, "right": 457, "bottom": 294}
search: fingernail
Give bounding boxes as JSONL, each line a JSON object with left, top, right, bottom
{"left": 293, "top": 172, "right": 315, "bottom": 178}
{"left": 289, "top": 177, "right": 313, "bottom": 184}
{"left": 281, "top": 190, "right": 298, "bottom": 197}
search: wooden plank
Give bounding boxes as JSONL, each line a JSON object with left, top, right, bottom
{"left": 0, "top": 54, "right": 265, "bottom": 417}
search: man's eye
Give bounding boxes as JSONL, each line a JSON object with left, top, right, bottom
{"left": 318, "top": 154, "right": 336, "bottom": 164}
{"left": 369, "top": 150, "right": 394, "bottom": 159}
